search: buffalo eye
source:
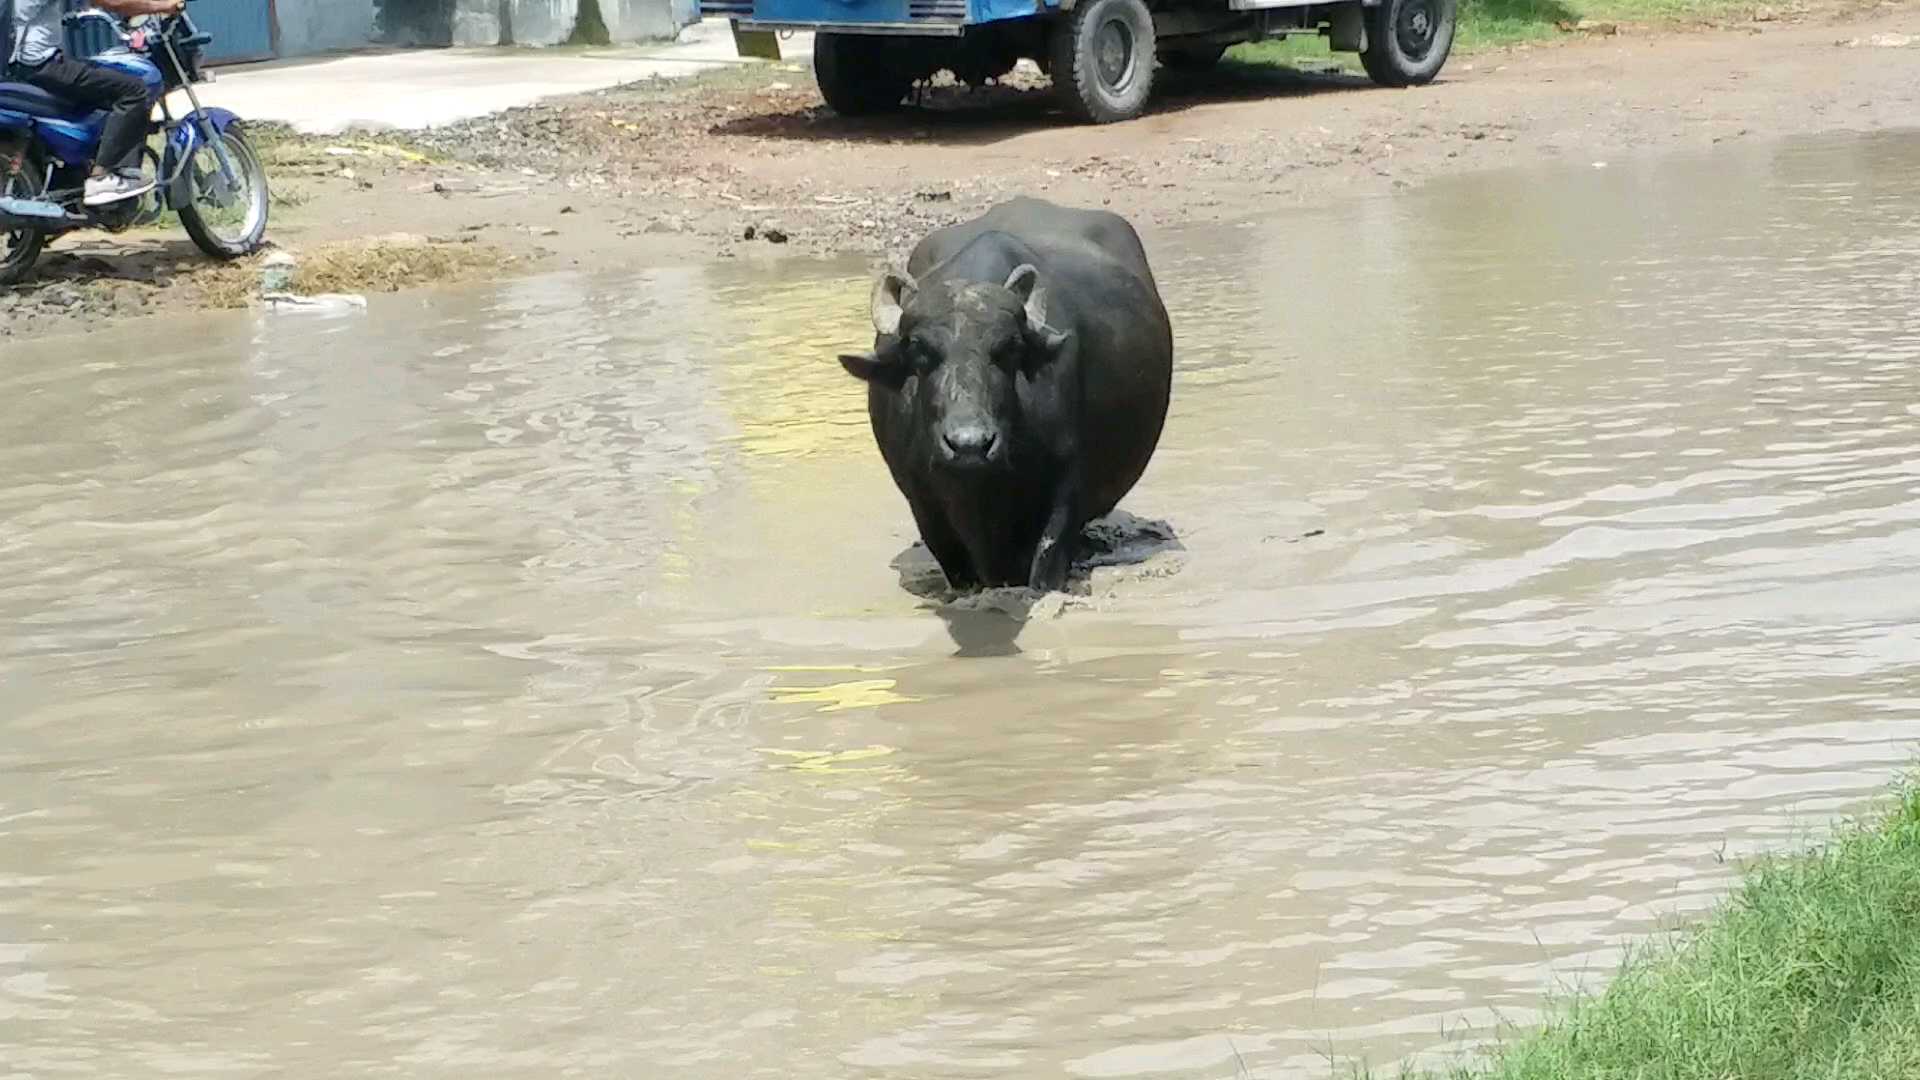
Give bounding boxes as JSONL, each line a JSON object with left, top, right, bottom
{"left": 908, "top": 338, "right": 942, "bottom": 372}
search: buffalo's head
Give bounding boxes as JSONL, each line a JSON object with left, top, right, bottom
{"left": 840, "top": 264, "right": 1072, "bottom": 471}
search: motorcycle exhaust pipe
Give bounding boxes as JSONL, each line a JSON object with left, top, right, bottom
{"left": 0, "top": 195, "right": 85, "bottom": 230}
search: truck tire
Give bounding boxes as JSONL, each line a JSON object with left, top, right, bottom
{"left": 1161, "top": 43, "right": 1227, "bottom": 71}
{"left": 815, "top": 32, "right": 912, "bottom": 116}
{"left": 1360, "top": 0, "right": 1455, "bottom": 87}
{"left": 1049, "top": 0, "right": 1157, "bottom": 124}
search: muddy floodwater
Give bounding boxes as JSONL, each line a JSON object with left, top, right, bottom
{"left": 6, "top": 130, "right": 1920, "bottom": 1078}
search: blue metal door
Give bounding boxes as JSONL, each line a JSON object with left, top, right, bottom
{"left": 186, "top": 0, "right": 275, "bottom": 64}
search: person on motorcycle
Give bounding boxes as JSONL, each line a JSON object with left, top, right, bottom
{"left": 8, "top": 0, "right": 185, "bottom": 206}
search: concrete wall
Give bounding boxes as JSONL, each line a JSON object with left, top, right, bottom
{"left": 447, "top": 0, "right": 506, "bottom": 45}
{"left": 503, "top": 0, "right": 583, "bottom": 45}
{"left": 601, "top": 0, "right": 697, "bottom": 42}
{"left": 449, "top": 0, "right": 588, "bottom": 46}
{"left": 275, "top": 0, "right": 379, "bottom": 54}
{"left": 380, "top": 0, "right": 692, "bottom": 46}
{"left": 376, "top": 0, "right": 457, "bottom": 46}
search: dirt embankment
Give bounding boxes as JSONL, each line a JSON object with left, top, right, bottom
{"left": 3, "top": 0, "right": 1916, "bottom": 340}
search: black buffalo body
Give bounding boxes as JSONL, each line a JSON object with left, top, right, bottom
{"left": 839, "top": 197, "right": 1174, "bottom": 592}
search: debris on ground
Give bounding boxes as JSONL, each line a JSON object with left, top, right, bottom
{"left": 4, "top": 0, "right": 1918, "bottom": 340}
{"left": 1836, "top": 31, "right": 1914, "bottom": 45}
{"left": 197, "top": 235, "right": 519, "bottom": 310}
{"left": 263, "top": 291, "right": 370, "bottom": 314}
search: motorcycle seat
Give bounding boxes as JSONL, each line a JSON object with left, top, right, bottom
{"left": 0, "top": 82, "right": 97, "bottom": 121}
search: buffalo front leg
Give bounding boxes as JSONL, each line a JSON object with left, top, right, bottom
{"left": 1027, "top": 483, "right": 1084, "bottom": 593}
{"left": 910, "top": 498, "right": 980, "bottom": 592}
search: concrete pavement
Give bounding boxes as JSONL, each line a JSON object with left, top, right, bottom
{"left": 204, "top": 22, "right": 816, "bottom": 135}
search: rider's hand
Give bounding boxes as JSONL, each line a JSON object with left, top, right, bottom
{"left": 154, "top": 0, "right": 185, "bottom": 13}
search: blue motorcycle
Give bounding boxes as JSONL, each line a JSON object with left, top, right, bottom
{"left": 0, "top": 2, "right": 269, "bottom": 285}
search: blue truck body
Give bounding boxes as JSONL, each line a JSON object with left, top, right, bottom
{"left": 699, "top": 0, "right": 1453, "bottom": 123}
{"left": 705, "top": 0, "right": 1049, "bottom": 33}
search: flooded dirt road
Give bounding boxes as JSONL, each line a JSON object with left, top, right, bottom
{"left": 5, "top": 130, "right": 1920, "bottom": 1078}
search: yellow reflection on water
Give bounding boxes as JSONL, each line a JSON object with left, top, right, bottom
{"left": 767, "top": 679, "right": 917, "bottom": 713}
{"left": 708, "top": 274, "right": 872, "bottom": 465}
{"left": 754, "top": 744, "right": 899, "bottom": 771}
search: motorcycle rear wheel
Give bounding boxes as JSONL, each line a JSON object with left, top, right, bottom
{"left": 1, "top": 147, "right": 49, "bottom": 287}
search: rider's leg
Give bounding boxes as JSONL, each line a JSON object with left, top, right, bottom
{"left": 22, "top": 57, "right": 152, "bottom": 205}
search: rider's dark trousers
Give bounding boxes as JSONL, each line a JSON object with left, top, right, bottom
{"left": 19, "top": 55, "right": 148, "bottom": 174}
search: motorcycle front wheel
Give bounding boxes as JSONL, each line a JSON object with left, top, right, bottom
{"left": 177, "top": 121, "right": 269, "bottom": 259}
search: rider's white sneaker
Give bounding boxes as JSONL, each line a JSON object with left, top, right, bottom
{"left": 83, "top": 172, "right": 156, "bottom": 207}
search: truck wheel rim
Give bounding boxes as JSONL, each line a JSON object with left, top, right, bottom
{"left": 1094, "top": 16, "right": 1138, "bottom": 93}
{"left": 1396, "top": 0, "right": 1438, "bottom": 59}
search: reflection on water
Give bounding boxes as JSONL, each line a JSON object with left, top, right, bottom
{"left": 4, "top": 130, "right": 1920, "bottom": 1078}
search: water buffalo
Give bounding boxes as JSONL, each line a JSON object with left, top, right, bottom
{"left": 838, "top": 197, "right": 1173, "bottom": 592}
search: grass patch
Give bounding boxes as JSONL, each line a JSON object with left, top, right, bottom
{"left": 1227, "top": 34, "right": 1363, "bottom": 73}
{"left": 1229, "top": 0, "right": 1767, "bottom": 63}
{"left": 198, "top": 236, "right": 519, "bottom": 308}
{"left": 1376, "top": 776, "right": 1920, "bottom": 1079}
{"left": 247, "top": 121, "right": 452, "bottom": 171}
{"left": 1458, "top": 0, "right": 1586, "bottom": 48}
{"left": 289, "top": 238, "right": 517, "bottom": 294}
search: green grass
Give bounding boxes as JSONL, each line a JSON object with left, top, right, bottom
{"left": 1370, "top": 776, "right": 1920, "bottom": 1079}
{"left": 1228, "top": 0, "right": 1761, "bottom": 64}
{"left": 1227, "top": 34, "right": 1365, "bottom": 73}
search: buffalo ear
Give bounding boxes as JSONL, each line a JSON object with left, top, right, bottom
{"left": 840, "top": 350, "right": 907, "bottom": 388}
{"left": 839, "top": 351, "right": 885, "bottom": 381}
{"left": 871, "top": 270, "right": 916, "bottom": 338}
{"left": 1003, "top": 263, "right": 1072, "bottom": 357}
